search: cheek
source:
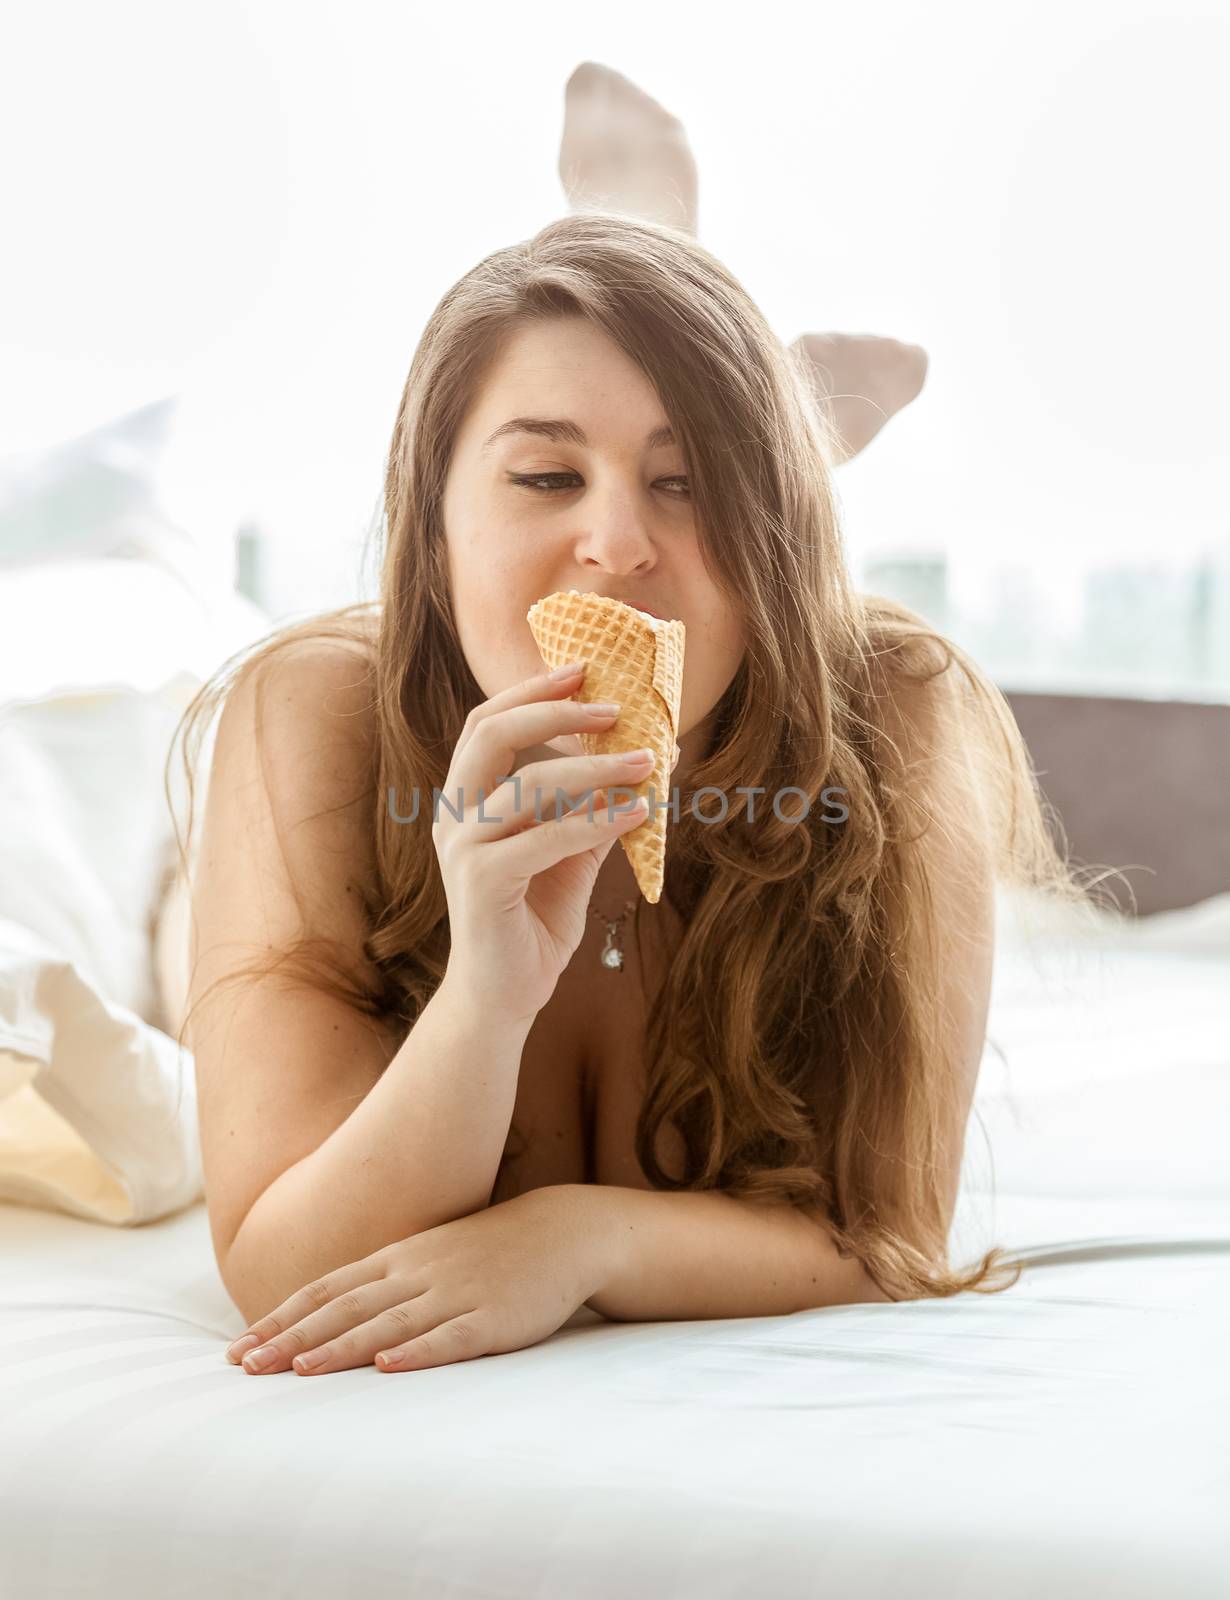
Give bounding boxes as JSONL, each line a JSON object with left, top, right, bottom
{"left": 446, "top": 561, "right": 560, "bottom": 701}
{"left": 678, "top": 636, "right": 741, "bottom": 736}
{"left": 696, "top": 596, "right": 746, "bottom": 677}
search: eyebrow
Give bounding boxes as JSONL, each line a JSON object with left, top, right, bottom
{"left": 480, "top": 417, "right": 677, "bottom": 454}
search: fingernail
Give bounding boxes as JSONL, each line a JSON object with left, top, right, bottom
{"left": 227, "top": 1333, "right": 261, "bottom": 1361}
{"left": 548, "top": 661, "right": 585, "bottom": 680}
{"left": 243, "top": 1346, "right": 277, "bottom": 1372}
{"left": 585, "top": 702, "right": 621, "bottom": 716}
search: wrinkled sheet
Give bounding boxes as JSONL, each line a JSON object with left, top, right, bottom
{"left": 1, "top": 892, "right": 1227, "bottom": 1599}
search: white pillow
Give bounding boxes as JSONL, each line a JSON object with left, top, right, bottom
{"left": 0, "top": 542, "right": 276, "bottom": 1224}
{"left": 0, "top": 539, "right": 274, "bottom": 1223}
{"left": 0, "top": 554, "right": 273, "bottom": 1023}
{"left": 0, "top": 394, "right": 192, "bottom": 576}
{"left": 0, "top": 916, "right": 202, "bottom": 1225}
{"left": 0, "top": 681, "right": 205, "bottom": 1023}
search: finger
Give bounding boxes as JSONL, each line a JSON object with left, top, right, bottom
{"left": 289, "top": 1291, "right": 445, "bottom": 1376}
{"left": 227, "top": 1259, "right": 390, "bottom": 1372}
{"left": 476, "top": 749, "right": 656, "bottom": 841}
{"left": 449, "top": 698, "right": 625, "bottom": 818}
{"left": 375, "top": 1310, "right": 491, "bottom": 1372}
{"left": 454, "top": 662, "right": 590, "bottom": 768}
{"left": 283, "top": 1282, "right": 439, "bottom": 1376}
{"left": 490, "top": 788, "right": 649, "bottom": 882}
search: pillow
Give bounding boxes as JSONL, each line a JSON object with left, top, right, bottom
{"left": 0, "top": 548, "right": 275, "bottom": 1224}
{"left": 0, "top": 545, "right": 272, "bottom": 1221}
{"left": 0, "top": 395, "right": 184, "bottom": 565}
{"left": 0, "top": 916, "right": 202, "bottom": 1225}
{"left": 0, "top": 547, "right": 273, "bottom": 1004}
{"left": 0, "top": 677, "right": 226, "bottom": 1026}
{"left": 0, "top": 391, "right": 244, "bottom": 577}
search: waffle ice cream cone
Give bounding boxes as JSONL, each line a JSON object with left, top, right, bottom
{"left": 527, "top": 589, "right": 685, "bottom": 903}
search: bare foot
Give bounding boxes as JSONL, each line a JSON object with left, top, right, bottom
{"left": 790, "top": 332, "right": 929, "bottom": 464}
{"left": 558, "top": 61, "right": 699, "bottom": 236}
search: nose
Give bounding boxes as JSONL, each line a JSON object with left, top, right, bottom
{"left": 572, "top": 499, "right": 658, "bottom": 577}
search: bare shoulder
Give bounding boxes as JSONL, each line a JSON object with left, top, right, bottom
{"left": 196, "top": 629, "right": 385, "bottom": 995}
{"left": 866, "top": 634, "right": 970, "bottom": 769}
{"left": 858, "top": 607, "right": 996, "bottom": 863}
{"left": 238, "top": 629, "right": 378, "bottom": 725}
{"left": 217, "top": 633, "right": 380, "bottom": 815}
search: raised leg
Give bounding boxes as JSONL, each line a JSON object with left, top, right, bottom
{"left": 559, "top": 62, "right": 699, "bottom": 237}
{"left": 557, "top": 62, "right": 929, "bottom": 463}
{"left": 790, "top": 332, "right": 930, "bottom": 464}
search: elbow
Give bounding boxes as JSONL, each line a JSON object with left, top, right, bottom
{"left": 837, "top": 1261, "right": 894, "bottom": 1307}
{"left": 854, "top": 1272, "right": 894, "bottom": 1305}
{"left": 217, "top": 1207, "right": 304, "bottom": 1326}
{"left": 226, "top": 1284, "right": 268, "bottom": 1330}
{"left": 796, "top": 1234, "right": 896, "bottom": 1310}
{"left": 218, "top": 1235, "right": 278, "bottom": 1328}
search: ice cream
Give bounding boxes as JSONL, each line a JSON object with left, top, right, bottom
{"left": 526, "top": 589, "right": 685, "bottom": 902}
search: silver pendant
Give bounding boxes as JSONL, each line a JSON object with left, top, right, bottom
{"left": 592, "top": 896, "right": 635, "bottom": 972}
{"left": 600, "top": 926, "right": 625, "bottom": 970}
{"left": 591, "top": 896, "right": 633, "bottom": 966}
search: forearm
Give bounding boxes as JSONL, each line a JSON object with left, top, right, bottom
{"left": 223, "top": 975, "right": 532, "bottom": 1321}
{"left": 564, "top": 1184, "right": 892, "bottom": 1321}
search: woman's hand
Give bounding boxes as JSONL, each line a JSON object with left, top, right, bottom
{"left": 435, "top": 660, "right": 659, "bottom": 1024}
{"left": 223, "top": 1187, "right": 602, "bottom": 1376}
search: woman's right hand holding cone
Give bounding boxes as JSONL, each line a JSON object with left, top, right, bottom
{"left": 432, "top": 662, "right": 655, "bottom": 1024}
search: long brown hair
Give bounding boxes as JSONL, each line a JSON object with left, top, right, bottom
{"left": 166, "top": 210, "right": 1106, "bottom": 1303}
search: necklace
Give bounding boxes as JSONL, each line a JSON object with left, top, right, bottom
{"left": 590, "top": 897, "right": 637, "bottom": 971}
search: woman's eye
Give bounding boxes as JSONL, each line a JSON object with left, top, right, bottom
{"left": 508, "top": 473, "right": 690, "bottom": 497}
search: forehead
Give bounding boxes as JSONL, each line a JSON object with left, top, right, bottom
{"left": 472, "top": 318, "right": 666, "bottom": 424}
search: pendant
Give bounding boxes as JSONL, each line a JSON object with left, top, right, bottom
{"left": 600, "top": 925, "right": 625, "bottom": 971}
{"left": 592, "top": 896, "right": 635, "bottom": 972}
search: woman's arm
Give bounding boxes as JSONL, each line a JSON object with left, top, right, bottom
{"left": 221, "top": 978, "right": 533, "bottom": 1325}
{"left": 193, "top": 642, "right": 534, "bottom": 1326}
{"left": 570, "top": 1184, "right": 892, "bottom": 1320}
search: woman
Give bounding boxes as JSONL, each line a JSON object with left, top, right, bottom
{"left": 167, "top": 210, "right": 1082, "bottom": 1379}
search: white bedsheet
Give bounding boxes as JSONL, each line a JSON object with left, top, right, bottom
{"left": 1, "top": 891, "right": 1228, "bottom": 1599}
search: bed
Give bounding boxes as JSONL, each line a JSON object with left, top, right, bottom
{"left": 1, "top": 885, "right": 1228, "bottom": 1597}
{"left": 1, "top": 430, "right": 1227, "bottom": 1595}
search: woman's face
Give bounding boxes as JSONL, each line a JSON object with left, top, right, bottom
{"left": 441, "top": 317, "right": 745, "bottom": 768}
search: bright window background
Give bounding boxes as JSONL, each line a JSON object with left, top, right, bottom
{"left": 3, "top": 0, "right": 1227, "bottom": 699}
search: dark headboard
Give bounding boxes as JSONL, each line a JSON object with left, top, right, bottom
{"left": 1004, "top": 691, "right": 1230, "bottom": 916}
